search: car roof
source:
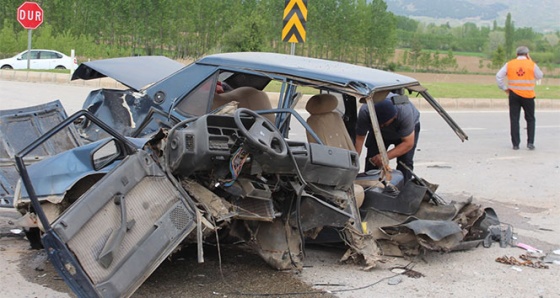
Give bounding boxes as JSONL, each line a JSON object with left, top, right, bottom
{"left": 70, "top": 52, "right": 420, "bottom": 97}
{"left": 196, "top": 52, "right": 419, "bottom": 96}
{"left": 21, "top": 49, "right": 64, "bottom": 53}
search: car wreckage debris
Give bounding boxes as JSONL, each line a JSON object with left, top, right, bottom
{"left": 3, "top": 52, "right": 510, "bottom": 298}
{"left": 483, "top": 224, "right": 514, "bottom": 248}
{"left": 495, "top": 255, "right": 549, "bottom": 269}
{"left": 390, "top": 265, "right": 425, "bottom": 278}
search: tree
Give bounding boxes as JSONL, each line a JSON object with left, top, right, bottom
{"left": 0, "top": 20, "right": 21, "bottom": 55}
{"left": 222, "top": 11, "right": 266, "bottom": 52}
{"left": 362, "top": 0, "right": 397, "bottom": 67}
{"left": 505, "top": 13, "right": 514, "bottom": 57}
{"left": 442, "top": 50, "right": 458, "bottom": 71}
{"left": 401, "top": 49, "right": 409, "bottom": 66}
{"left": 491, "top": 45, "right": 506, "bottom": 69}
{"left": 0, "top": 0, "right": 557, "bottom": 69}
{"left": 432, "top": 50, "right": 441, "bottom": 70}
{"left": 418, "top": 52, "right": 432, "bottom": 71}
{"left": 409, "top": 35, "right": 422, "bottom": 72}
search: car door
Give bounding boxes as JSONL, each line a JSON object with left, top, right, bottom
{"left": 36, "top": 50, "right": 56, "bottom": 69}
{"left": 16, "top": 50, "right": 40, "bottom": 69}
{"left": 15, "top": 111, "right": 199, "bottom": 298}
{"left": 43, "top": 149, "right": 197, "bottom": 297}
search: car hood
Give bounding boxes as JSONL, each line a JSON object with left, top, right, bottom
{"left": 71, "top": 56, "right": 185, "bottom": 91}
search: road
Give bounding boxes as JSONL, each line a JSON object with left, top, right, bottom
{"left": 1, "top": 80, "right": 559, "bottom": 297}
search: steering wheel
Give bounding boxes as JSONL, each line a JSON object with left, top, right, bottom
{"left": 233, "top": 108, "right": 287, "bottom": 157}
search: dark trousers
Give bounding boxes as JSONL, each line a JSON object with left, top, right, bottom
{"left": 509, "top": 92, "right": 535, "bottom": 146}
{"left": 364, "top": 122, "right": 420, "bottom": 183}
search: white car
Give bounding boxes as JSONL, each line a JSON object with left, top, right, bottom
{"left": 0, "top": 49, "right": 77, "bottom": 70}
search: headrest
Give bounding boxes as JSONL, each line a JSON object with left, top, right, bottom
{"left": 305, "top": 94, "right": 338, "bottom": 115}
{"left": 218, "top": 86, "right": 267, "bottom": 101}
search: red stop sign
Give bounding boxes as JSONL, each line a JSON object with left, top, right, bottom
{"left": 17, "top": 2, "right": 43, "bottom": 29}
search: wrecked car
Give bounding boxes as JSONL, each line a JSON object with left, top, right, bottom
{"left": 4, "top": 52, "right": 500, "bottom": 298}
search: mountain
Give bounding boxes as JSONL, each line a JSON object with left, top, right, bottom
{"left": 385, "top": 0, "right": 560, "bottom": 32}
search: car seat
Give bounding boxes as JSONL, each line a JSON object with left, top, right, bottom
{"left": 305, "top": 94, "right": 356, "bottom": 151}
{"left": 212, "top": 86, "right": 275, "bottom": 123}
{"left": 305, "top": 94, "right": 364, "bottom": 207}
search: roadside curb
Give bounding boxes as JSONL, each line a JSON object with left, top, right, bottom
{"left": 0, "top": 69, "right": 125, "bottom": 89}
{"left": 2, "top": 70, "right": 558, "bottom": 111}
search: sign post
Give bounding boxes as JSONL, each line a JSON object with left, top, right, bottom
{"left": 282, "top": 0, "right": 308, "bottom": 55}
{"left": 17, "top": 2, "right": 44, "bottom": 69}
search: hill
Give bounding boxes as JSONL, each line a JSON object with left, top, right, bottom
{"left": 385, "top": 0, "right": 560, "bottom": 32}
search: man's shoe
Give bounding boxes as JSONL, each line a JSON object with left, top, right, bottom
{"left": 528, "top": 144, "right": 535, "bottom": 150}
{"left": 513, "top": 145, "right": 519, "bottom": 150}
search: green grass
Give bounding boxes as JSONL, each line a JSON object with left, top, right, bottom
{"left": 422, "top": 83, "right": 559, "bottom": 99}
{"left": 263, "top": 81, "right": 317, "bottom": 94}
{"left": 264, "top": 79, "right": 559, "bottom": 99}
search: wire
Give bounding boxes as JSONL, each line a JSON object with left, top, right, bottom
{"left": 223, "top": 147, "right": 249, "bottom": 187}
{"left": 227, "top": 271, "right": 404, "bottom": 296}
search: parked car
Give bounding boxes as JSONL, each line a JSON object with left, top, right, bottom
{"left": 0, "top": 49, "right": 77, "bottom": 70}
{"left": 3, "top": 53, "right": 501, "bottom": 298}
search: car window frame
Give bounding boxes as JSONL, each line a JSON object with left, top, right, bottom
{"left": 173, "top": 72, "right": 219, "bottom": 117}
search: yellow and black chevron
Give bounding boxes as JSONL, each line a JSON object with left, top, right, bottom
{"left": 282, "top": 0, "right": 307, "bottom": 43}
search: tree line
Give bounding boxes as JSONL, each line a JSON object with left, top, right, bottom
{"left": 0, "top": 0, "right": 558, "bottom": 72}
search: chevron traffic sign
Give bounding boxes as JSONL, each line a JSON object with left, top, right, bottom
{"left": 282, "top": 0, "right": 307, "bottom": 43}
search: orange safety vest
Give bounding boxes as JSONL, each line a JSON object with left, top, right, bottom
{"left": 507, "top": 58, "right": 536, "bottom": 98}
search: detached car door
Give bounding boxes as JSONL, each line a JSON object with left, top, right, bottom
{"left": 16, "top": 111, "right": 198, "bottom": 298}
{"left": 45, "top": 149, "right": 197, "bottom": 297}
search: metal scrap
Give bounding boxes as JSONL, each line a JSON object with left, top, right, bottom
{"left": 495, "top": 255, "right": 549, "bottom": 269}
{"left": 483, "top": 224, "right": 513, "bottom": 248}
{"left": 390, "top": 265, "right": 425, "bottom": 278}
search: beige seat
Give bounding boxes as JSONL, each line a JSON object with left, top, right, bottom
{"left": 305, "top": 94, "right": 364, "bottom": 207}
{"left": 305, "top": 94, "right": 356, "bottom": 151}
{"left": 212, "top": 86, "right": 275, "bottom": 123}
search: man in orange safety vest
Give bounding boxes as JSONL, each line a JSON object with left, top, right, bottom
{"left": 496, "top": 46, "right": 544, "bottom": 150}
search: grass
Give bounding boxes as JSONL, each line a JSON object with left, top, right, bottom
{"left": 422, "top": 83, "right": 559, "bottom": 99}
{"left": 263, "top": 81, "right": 317, "bottom": 94}
{"left": 264, "top": 80, "right": 559, "bottom": 99}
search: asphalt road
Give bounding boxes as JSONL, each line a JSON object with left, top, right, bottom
{"left": 1, "top": 80, "right": 559, "bottom": 297}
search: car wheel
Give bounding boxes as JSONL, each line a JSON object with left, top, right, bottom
{"left": 55, "top": 65, "right": 66, "bottom": 70}
{"left": 1, "top": 65, "right": 13, "bottom": 70}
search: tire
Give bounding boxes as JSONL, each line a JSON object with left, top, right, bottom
{"left": 1, "top": 65, "right": 13, "bottom": 70}
{"left": 55, "top": 66, "right": 66, "bottom": 70}
{"left": 25, "top": 227, "right": 43, "bottom": 249}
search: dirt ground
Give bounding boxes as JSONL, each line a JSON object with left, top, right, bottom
{"left": 393, "top": 49, "right": 560, "bottom": 77}
{"left": 0, "top": 209, "right": 338, "bottom": 298}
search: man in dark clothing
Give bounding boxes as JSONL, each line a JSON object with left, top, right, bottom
{"left": 354, "top": 95, "right": 420, "bottom": 183}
